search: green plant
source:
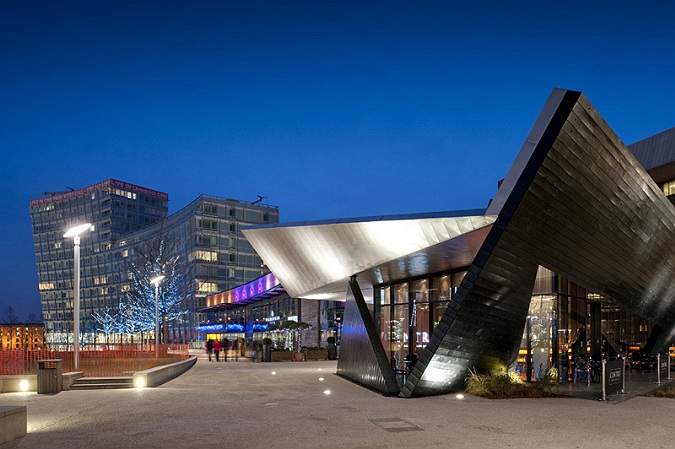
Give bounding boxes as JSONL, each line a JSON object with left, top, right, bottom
{"left": 464, "top": 368, "right": 560, "bottom": 399}
{"left": 327, "top": 336, "right": 335, "bottom": 345}
{"left": 262, "top": 337, "right": 273, "bottom": 345}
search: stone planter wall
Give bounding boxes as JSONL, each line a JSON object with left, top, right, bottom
{"left": 304, "top": 349, "right": 329, "bottom": 361}
{"left": 271, "top": 351, "right": 293, "bottom": 362}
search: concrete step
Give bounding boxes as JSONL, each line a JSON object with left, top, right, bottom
{"left": 70, "top": 376, "right": 134, "bottom": 390}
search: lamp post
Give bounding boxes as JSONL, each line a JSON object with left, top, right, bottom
{"left": 63, "top": 223, "right": 92, "bottom": 371}
{"left": 150, "top": 275, "right": 165, "bottom": 359}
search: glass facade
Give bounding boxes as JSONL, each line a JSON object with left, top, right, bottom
{"left": 201, "top": 296, "right": 344, "bottom": 350}
{"left": 374, "top": 270, "right": 466, "bottom": 369}
{"left": 29, "top": 180, "right": 169, "bottom": 345}
{"left": 518, "top": 267, "right": 654, "bottom": 383}
{"left": 374, "top": 265, "right": 656, "bottom": 385}
{"left": 119, "top": 195, "right": 280, "bottom": 342}
{"left": 30, "top": 181, "right": 279, "bottom": 346}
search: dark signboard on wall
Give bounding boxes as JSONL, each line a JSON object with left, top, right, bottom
{"left": 604, "top": 359, "right": 624, "bottom": 396}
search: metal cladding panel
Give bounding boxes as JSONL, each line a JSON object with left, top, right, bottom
{"left": 243, "top": 215, "right": 495, "bottom": 299}
{"left": 628, "top": 126, "right": 675, "bottom": 171}
{"left": 403, "top": 88, "right": 675, "bottom": 397}
{"left": 336, "top": 279, "right": 400, "bottom": 396}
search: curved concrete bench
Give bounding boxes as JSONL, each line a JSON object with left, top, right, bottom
{"left": 132, "top": 356, "right": 197, "bottom": 388}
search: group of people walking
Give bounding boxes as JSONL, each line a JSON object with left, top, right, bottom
{"left": 205, "top": 338, "right": 239, "bottom": 362}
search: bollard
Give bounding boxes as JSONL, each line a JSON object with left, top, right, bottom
{"left": 601, "top": 358, "right": 606, "bottom": 401}
{"left": 657, "top": 353, "right": 661, "bottom": 384}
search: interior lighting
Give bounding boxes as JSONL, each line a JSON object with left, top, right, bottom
{"left": 134, "top": 377, "right": 145, "bottom": 389}
{"left": 20, "top": 379, "right": 29, "bottom": 392}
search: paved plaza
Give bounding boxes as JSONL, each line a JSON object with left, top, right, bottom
{"left": 2, "top": 353, "right": 675, "bottom": 449}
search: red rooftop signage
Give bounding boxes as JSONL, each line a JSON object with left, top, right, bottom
{"left": 29, "top": 179, "right": 169, "bottom": 206}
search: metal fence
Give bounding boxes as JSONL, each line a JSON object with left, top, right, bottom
{"left": 0, "top": 344, "right": 189, "bottom": 377}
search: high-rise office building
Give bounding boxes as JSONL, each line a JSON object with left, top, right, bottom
{"left": 29, "top": 179, "right": 278, "bottom": 345}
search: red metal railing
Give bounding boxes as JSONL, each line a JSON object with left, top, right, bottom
{"left": 0, "top": 344, "right": 189, "bottom": 377}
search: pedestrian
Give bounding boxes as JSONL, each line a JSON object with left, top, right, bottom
{"left": 233, "top": 338, "right": 239, "bottom": 362}
{"left": 221, "top": 337, "right": 229, "bottom": 362}
{"left": 213, "top": 339, "right": 221, "bottom": 362}
{"left": 205, "top": 339, "right": 214, "bottom": 361}
{"left": 250, "top": 340, "right": 257, "bottom": 363}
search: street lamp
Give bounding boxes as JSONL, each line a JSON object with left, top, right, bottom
{"left": 63, "top": 223, "right": 92, "bottom": 371}
{"left": 150, "top": 275, "right": 165, "bottom": 359}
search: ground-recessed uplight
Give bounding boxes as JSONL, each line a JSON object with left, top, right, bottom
{"left": 319, "top": 377, "right": 324, "bottom": 381}
{"left": 456, "top": 394, "right": 464, "bottom": 399}
{"left": 271, "top": 371, "right": 277, "bottom": 375}
{"left": 134, "top": 377, "right": 145, "bottom": 388}
{"left": 20, "top": 379, "right": 29, "bottom": 392}
{"left": 323, "top": 389, "right": 331, "bottom": 395}
{"left": 318, "top": 368, "right": 322, "bottom": 371}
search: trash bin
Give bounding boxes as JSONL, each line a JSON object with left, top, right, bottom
{"left": 37, "top": 359, "right": 62, "bottom": 394}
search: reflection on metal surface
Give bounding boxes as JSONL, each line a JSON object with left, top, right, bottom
{"left": 243, "top": 87, "right": 675, "bottom": 398}
{"left": 336, "top": 278, "right": 399, "bottom": 396}
{"left": 243, "top": 212, "right": 496, "bottom": 300}
{"left": 403, "top": 88, "right": 675, "bottom": 396}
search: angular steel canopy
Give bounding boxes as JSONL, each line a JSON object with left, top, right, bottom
{"left": 244, "top": 88, "right": 675, "bottom": 397}
{"left": 243, "top": 211, "right": 497, "bottom": 301}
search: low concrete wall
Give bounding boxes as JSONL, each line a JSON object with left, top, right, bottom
{"left": 1, "top": 358, "right": 195, "bottom": 392}
{"left": 1, "top": 372, "right": 84, "bottom": 393}
{"left": 0, "top": 375, "right": 36, "bottom": 393}
{"left": 0, "top": 406, "right": 27, "bottom": 443}
{"left": 62, "top": 372, "right": 85, "bottom": 391}
{"left": 133, "top": 356, "right": 197, "bottom": 388}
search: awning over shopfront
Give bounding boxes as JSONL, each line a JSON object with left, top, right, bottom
{"left": 202, "top": 272, "right": 286, "bottom": 313}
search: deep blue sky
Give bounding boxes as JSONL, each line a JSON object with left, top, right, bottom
{"left": 1, "top": 1, "right": 674, "bottom": 320}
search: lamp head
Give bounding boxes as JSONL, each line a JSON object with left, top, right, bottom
{"left": 64, "top": 223, "right": 92, "bottom": 238}
{"left": 151, "top": 275, "right": 166, "bottom": 286}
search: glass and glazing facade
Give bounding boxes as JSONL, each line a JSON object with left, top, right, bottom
{"left": 519, "top": 267, "right": 653, "bottom": 383}
{"left": 374, "top": 270, "right": 466, "bottom": 369}
{"left": 116, "top": 195, "right": 279, "bottom": 342}
{"left": 29, "top": 180, "right": 279, "bottom": 345}
{"left": 29, "top": 180, "right": 169, "bottom": 345}
{"left": 373, "top": 264, "right": 657, "bottom": 385}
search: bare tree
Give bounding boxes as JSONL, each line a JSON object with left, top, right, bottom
{"left": 27, "top": 312, "right": 42, "bottom": 324}
{"left": 2, "top": 306, "right": 20, "bottom": 324}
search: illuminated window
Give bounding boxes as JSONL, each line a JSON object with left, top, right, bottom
{"left": 189, "top": 250, "right": 218, "bottom": 262}
{"left": 93, "top": 276, "right": 108, "bottom": 285}
{"left": 198, "top": 282, "right": 219, "bottom": 293}
{"left": 663, "top": 180, "right": 675, "bottom": 196}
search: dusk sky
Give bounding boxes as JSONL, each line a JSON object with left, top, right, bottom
{"left": 2, "top": 1, "right": 674, "bottom": 320}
